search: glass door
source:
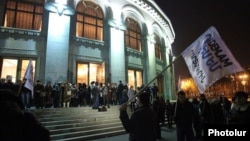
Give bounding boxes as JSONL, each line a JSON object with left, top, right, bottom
{"left": 77, "top": 62, "right": 105, "bottom": 85}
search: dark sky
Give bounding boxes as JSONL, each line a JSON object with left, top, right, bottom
{"left": 154, "top": 0, "right": 250, "bottom": 79}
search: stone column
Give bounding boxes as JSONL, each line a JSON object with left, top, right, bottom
{"left": 108, "top": 19, "right": 127, "bottom": 84}
{"left": 144, "top": 34, "right": 157, "bottom": 84}
{"left": 44, "top": 0, "right": 75, "bottom": 83}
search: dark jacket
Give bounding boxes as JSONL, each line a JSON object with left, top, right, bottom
{"left": 0, "top": 89, "right": 50, "bottom": 141}
{"left": 174, "top": 100, "right": 197, "bottom": 127}
{"left": 120, "top": 105, "right": 157, "bottom": 141}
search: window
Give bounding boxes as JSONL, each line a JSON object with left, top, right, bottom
{"left": 77, "top": 62, "right": 105, "bottom": 85}
{"left": 76, "top": 1, "right": 103, "bottom": 41}
{"left": 125, "top": 18, "right": 142, "bottom": 51}
{"left": 0, "top": 58, "right": 36, "bottom": 83}
{"left": 128, "top": 69, "right": 142, "bottom": 89}
{"left": 4, "top": 0, "right": 44, "bottom": 30}
{"left": 154, "top": 34, "right": 162, "bottom": 60}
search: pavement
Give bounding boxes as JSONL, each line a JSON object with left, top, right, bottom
{"left": 90, "top": 126, "right": 177, "bottom": 141}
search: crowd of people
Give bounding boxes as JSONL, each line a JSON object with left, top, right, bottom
{"left": 1, "top": 78, "right": 249, "bottom": 141}
{"left": 0, "top": 78, "right": 159, "bottom": 110}
{"left": 119, "top": 90, "right": 250, "bottom": 141}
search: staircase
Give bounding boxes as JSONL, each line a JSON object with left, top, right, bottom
{"left": 32, "top": 106, "right": 127, "bottom": 141}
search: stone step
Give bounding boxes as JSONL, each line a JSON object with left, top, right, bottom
{"left": 51, "top": 129, "right": 126, "bottom": 141}
{"left": 50, "top": 125, "right": 125, "bottom": 141}
{"left": 46, "top": 118, "right": 121, "bottom": 131}
{"left": 31, "top": 105, "right": 127, "bottom": 141}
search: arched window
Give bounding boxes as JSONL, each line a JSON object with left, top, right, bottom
{"left": 154, "top": 34, "right": 162, "bottom": 60}
{"left": 76, "top": 1, "right": 103, "bottom": 41}
{"left": 125, "top": 18, "right": 142, "bottom": 51}
{"left": 3, "top": 0, "right": 44, "bottom": 30}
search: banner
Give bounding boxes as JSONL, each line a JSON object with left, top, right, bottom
{"left": 181, "top": 26, "right": 244, "bottom": 93}
{"left": 24, "top": 59, "right": 34, "bottom": 98}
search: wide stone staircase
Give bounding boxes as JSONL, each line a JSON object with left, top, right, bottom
{"left": 32, "top": 106, "right": 127, "bottom": 141}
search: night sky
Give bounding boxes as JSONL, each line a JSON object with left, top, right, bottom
{"left": 154, "top": 0, "right": 250, "bottom": 79}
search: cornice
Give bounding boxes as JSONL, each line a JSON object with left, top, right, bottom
{"left": 127, "top": 0, "right": 175, "bottom": 42}
{"left": 0, "top": 27, "right": 41, "bottom": 36}
{"left": 73, "top": 36, "right": 105, "bottom": 47}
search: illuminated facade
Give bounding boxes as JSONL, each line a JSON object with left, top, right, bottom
{"left": 0, "top": 0, "right": 176, "bottom": 100}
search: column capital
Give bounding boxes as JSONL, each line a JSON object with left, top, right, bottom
{"left": 45, "top": 0, "right": 75, "bottom": 16}
{"left": 143, "top": 34, "right": 155, "bottom": 44}
{"left": 108, "top": 19, "right": 126, "bottom": 31}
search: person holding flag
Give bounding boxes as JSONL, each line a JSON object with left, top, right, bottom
{"left": 20, "top": 59, "right": 34, "bottom": 109}
{"left": 20, "top": 78, "right": 32, "bottom": 109}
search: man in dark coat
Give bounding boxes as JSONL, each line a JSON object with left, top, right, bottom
{"left": 174, "top": 91, "right": 197, "bottom": 141}
{"left": 119, "top": 91, "right": 157, "bottom": 141}
{"left": 0, "top": 89, "right": 50, "bottom": 141}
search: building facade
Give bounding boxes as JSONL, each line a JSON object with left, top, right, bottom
{"left": 0, "top": 0, "right": 176, "bottom": 100}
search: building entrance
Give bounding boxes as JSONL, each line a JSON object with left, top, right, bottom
{"left": 77, "top": 62, "right": 105, "bottom": 85}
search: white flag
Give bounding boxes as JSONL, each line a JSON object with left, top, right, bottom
{"left": 24, "top": 59, "right": 34, "bottom": 98}
{"left": 181, "top": 26, "right": 244, "bottom": 93}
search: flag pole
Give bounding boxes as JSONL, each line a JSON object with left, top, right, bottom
{"left": 127, "top": 54, "right": 182, "bottom": 104}
{"left": 17, "top": 81, "right": 23, "bottom": 97}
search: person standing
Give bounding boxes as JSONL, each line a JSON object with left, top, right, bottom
{"left": 174, "top": 91, "right": 197, "bottom": 141}
{"left": 34, "top": 80, "right": 44, "bottom": 109}
{"left": 151, "top": 83, "right": 159, "bottom": 98}
{"left": 119, "top": 91, "right": 158, "bottom": 141}
{"left": 44, "top": 81, "right": 53, "bottom": 108}
{"left": 92, "top": 82, "right": 100, "bottom": 109}
{"left": 62, "top": 80, "right": 71, "bottom": 108}
{"left": 102, "top": 83, "right": 109, "bottom": 106}
{"left": 199, "top": 94, "right": 211, "bottom": 136}
{"left": 21, "top": 78, "right": 32, "bottom": 109}
{"left": 117, "top": 80, "right": 124, "bottom": 105}
{"left": 228, "top": 91, "right": 250, "bottom": 125}
{"left": 88, "top": 81, "right": 95, "bottom": 107}
{"left": 153, "top": 96, "right": 162, "bottom": 140}
{"left": 127, "top": 86, "right": 136, "bottom": 112}
{"left": 111, "top": 84, "right": 117, "bottom": 105}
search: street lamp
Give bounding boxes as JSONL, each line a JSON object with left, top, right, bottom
{"left": 239, "top": 74, "right": 248, "bottom": 92}
{"left": 181, "top": 79, "right": 191, "bottom": 97}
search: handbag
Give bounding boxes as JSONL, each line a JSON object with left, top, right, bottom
{"left": 67, "top": 90, "right": 71, "bottom": 96}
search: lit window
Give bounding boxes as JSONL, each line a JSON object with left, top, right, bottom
{"left": 76, "top": 1, "right": 103, "bottom": 41}
{"left": 4, "top": 0, "right": 44, "bottom": 30}
{"left": 128, "top": 69, "right": 142, "bottom": 89}
{"left": 0, "top": 58, "right": 36, "bottom": 83}
{"left": 154, "top": 34, "right": 162, "bottom": 60}
{"left": 77, "top": 62, "right": 105, "bottom": 85}
{"left": 125, "top": 18, "right": 142, "bottom": 51}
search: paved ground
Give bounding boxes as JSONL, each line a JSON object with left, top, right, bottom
{"left": 90, "top": 126, "right": 177, "bottom": 141}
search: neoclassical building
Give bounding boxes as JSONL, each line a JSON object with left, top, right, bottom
{"left": 0, "top": 0, "right": 176, "bottom": 100}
